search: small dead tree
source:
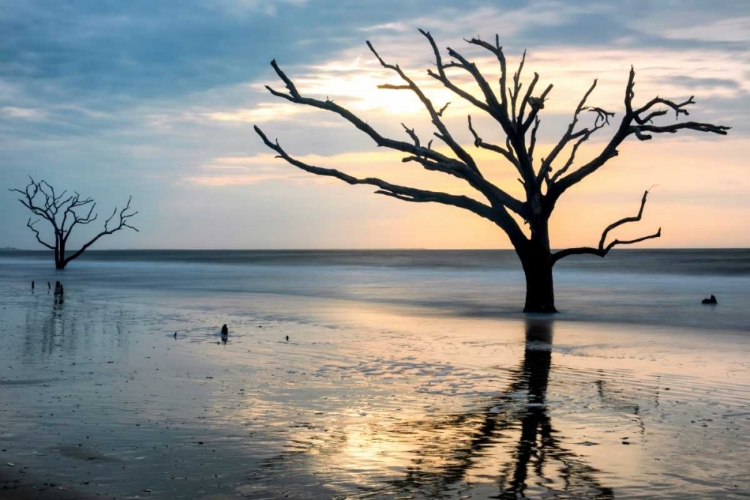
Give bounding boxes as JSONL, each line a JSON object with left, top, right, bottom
{"left": 255, "top": 31, "right": 729, "bottom": 313}
{"left": 10, "top": 177, "right": 138, "bottom": 269}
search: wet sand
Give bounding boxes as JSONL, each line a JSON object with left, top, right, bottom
{"left": 1, "top": 280, "right": 750, "bottom": 499}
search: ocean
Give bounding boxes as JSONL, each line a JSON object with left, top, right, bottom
{"left": 1, "top": 248, "right": 748, "bottom": 332}
{"left": 1, "top": 249, "right": 749, "bottom": 498}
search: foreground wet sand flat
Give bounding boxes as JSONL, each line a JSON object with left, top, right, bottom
{"left": 1, "top": 280, "right": 749, "bottom": 499}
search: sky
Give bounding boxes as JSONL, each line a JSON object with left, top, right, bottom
{"left": 1, "top": 0, "right": 748, "bottom": 250}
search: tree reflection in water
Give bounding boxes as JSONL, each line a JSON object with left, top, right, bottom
{"left": 21, "top": 292, "right": 128, "bottom": 359}
{"left": 23, "top": 290, "right": 70, "bottom": 358}
{"left": 250, "top": 319, "right": 619, "bottom": 498}
{"left": 383, "top": 318, "right": 613, "bottom": 498}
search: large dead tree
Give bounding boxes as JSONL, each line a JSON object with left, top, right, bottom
{"left": 255, "top": 31, "right": 729, "bottom": 312}
{"left": 10, "top": 178, "right": 138, "bottom": 269}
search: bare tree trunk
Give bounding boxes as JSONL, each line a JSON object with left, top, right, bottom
{"left": 56, "top": 239, "right": 65, "bottom": 270}
{"left": 54, "top": 232, "right": 65, "bottom": 270}
{"left": 520, "top": 222, "right": 557, "bottom": 313}
{"left": 522, "top": 256, "right": 555, "bottom": 313}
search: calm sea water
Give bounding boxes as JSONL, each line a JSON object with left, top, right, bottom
{"left": 1, "top": 249, "right": 748, "bottom": 332}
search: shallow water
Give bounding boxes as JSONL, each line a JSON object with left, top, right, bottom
{"left": 1, "top": 251, "right": 749, "bottom": 498}
{"left": 2, "top": 249, "right": 750, "bottom": 333}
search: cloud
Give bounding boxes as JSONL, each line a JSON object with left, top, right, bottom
{"left": 661, "top": 17, "right": 750, "bottom": 43}
{"left": 211, "top": 0, "right": 308, "bottom": 17}
{"left": 658, "top": 76, "right": 741, "bottom": 91}
{"left": 359, "top": 22, "right": 410, "bottom": 33}
{"left": 204, "top": 102, "right": 315, "bottom": 124}
{"left": 0, "top": 106, "right": 46, "bottom": 120}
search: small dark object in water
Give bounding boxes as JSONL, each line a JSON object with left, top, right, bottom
{"left": 47, "top": 281, "right": 51, "bottom": 291}
{"left": 221, "top": 324, "right": 228, "bottom": 335}
{"left": 701, "top": 294, "right": 718, "bottom": 305}
{"left": 285, "top": 336, "right": 289, "bottom": 342}
{"left": 31, "top": 281, "right": 34, "bottom": 290}
{"left": 173, "top": 332, "right": 177, "bottom": 339}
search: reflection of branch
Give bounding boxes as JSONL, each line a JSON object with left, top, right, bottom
{"left": 384, "top": 320, "right": 613, "bottom": 498}
{"left": 596, "top": 379, "right": 645, "bottom": 435}
{"left": 23, "top": 293, "right": 67, "bottom": 358}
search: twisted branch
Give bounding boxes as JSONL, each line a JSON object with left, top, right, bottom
{"left": 552, "top": 190, "right": 661, "bottom": 264}
{"left": 549, "top": 67, "right": 729, "bottom": 202}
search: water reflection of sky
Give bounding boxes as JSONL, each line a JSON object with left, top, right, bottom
{"left": 1, "top": 279, "right": 749, "bottom": 498}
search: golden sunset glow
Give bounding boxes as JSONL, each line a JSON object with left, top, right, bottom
{"left": 180, "top": 35, "right": 749, "bottom": 249}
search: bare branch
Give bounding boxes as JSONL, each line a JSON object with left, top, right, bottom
{"left": 367, "top": 39, "right": 482, "bottom": 173}
{"left": 549, "top": 108, "right": 615, "bottom": 184}
{"left": 467, "top": 115, "right": 519, "bottom": 170}
{"left": 510, "top": 50, "right": 527, "bottom": 125}
{"left": 255, "top": 126, "right": 495, "bottom": 221}
{"left": 537, "top": 80, "right": 600, "bottom": 183}
{"left": 521, "top": 84, "right": 553, "bottom": 132}
{"left": 629, "top": 121, "right": 730, "bottom": 141}
{"left": 465, "top": 35, "right": 509, "bottom": 111}
{"left": 549, "top": 66, "right": 729, "bottom": 202}
{"left": 421, "top": 30, "right": 492, "bottom": 115}
{"left": 528, "top": 115, "right": 540, "bottom": 166}
{"left": 26, "top": 219, "right": 55, "bottom": 250}
{"left": 401, "top": 123, "right": 421, "bottom": 147}
{"left": 63, "top": 196, "right": 138, "bottom": 266}
{"left": 634, "top": 95, "right": 694, "bottom": 124}
{"left": 517, "top": 71, "right": 539, "bottom": 126}
{"left": 263, "top": 54, "right": 527, "bottom": 216}
{"left": 552, "top": 189, "right": 660, "bottom": 263}
{"left": 377, "top": 84, "right": 411, "bottom": 90}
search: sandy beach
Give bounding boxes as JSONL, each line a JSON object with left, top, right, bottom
{"left": 1, "top": 250, "right": 749, "bottom": 499}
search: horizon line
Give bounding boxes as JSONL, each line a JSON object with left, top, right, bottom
{"left": 3, "top": 247, "right": 750, "bottom": 252}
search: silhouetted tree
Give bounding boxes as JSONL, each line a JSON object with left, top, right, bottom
{"left": 10, "top": 177, "right": 138, "bottom": 269}
{"left": 255, "top": 31, "right": 729, "bottom": 312}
